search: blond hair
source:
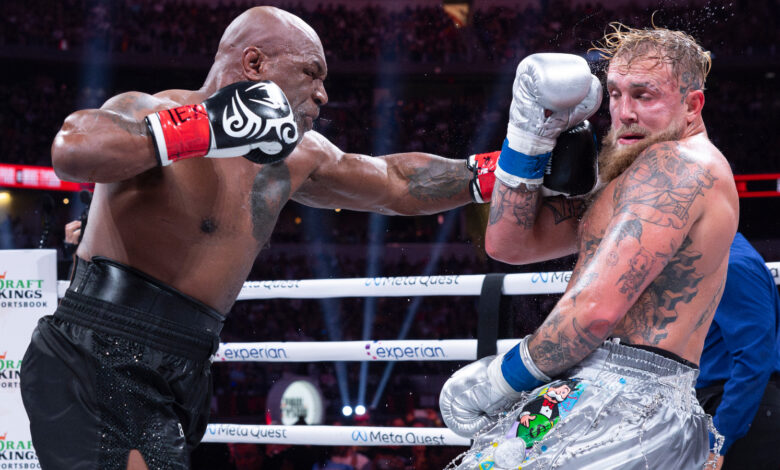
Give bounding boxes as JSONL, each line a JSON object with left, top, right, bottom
{"left": 591, "top": 22, "right": 712, "bottom": 90}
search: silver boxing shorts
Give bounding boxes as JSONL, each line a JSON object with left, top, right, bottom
{"left": 448, "top": 340, "right": 723, "bottom": 470}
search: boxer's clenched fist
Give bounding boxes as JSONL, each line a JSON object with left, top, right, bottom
{"left": 439, "top": 356, "right": 521, "bottom": 437}
{"left": 496, "top": 53, "right": 602, "bottom": 188}
{"left": 440, "top": 337, "right": 550, "bottom": 438}
{"left": 145, "top": 80, "right": 299, "bottom": 166}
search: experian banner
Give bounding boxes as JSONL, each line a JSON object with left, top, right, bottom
{"left": 0, "top": 249, "right": 57, "bottom": 468}
{"left": 212, "top": 339, "right": 481, "bottom": 362}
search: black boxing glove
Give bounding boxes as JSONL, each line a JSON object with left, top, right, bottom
{"left": 542, "top": 120, "right": 598, "bottom": 197}
{"left": 144, "top": 80, "right": 299, "bottom": 166}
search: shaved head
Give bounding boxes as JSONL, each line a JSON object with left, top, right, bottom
{"left": 217, "top": 6, "right": 323, "bottom": 62}
{"left": 204, "top": 6, "right": 328, "bottom": 135}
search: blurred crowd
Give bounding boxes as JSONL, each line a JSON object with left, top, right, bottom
{"left": 1, "top": 0, "right": 776, "bottom": 62}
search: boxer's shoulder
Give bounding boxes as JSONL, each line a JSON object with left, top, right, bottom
{"left": 151, "top": 88, "right": 204, "bottom": 105}
{"left": 623, "top": 138, "right": 725, "bottom": 182}
{"left": 99, "top": 89, "right": 196, "bottom": 118}
{"left": 298, "top": 130, "right": 337, "bottom": 153}
{"left": 287, "top": 130, "right": 342, "bottom": 166}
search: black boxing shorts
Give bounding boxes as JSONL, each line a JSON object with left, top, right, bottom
{"left": 21, "top": 256, "right": 224, "bottom": 470}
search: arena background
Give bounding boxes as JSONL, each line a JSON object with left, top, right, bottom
{"left": 1, "top": 0, "right": 777, "bottom": 468}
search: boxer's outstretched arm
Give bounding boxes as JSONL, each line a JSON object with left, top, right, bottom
{"left": 526, "top": 142, "right": 717, "bottom": 376}
{"left": 484, "top": 181, "right": 585, "bottom": 264}
{"left": 292, "top": 131, "right": 471, "bottom": 214}
{"left": 52, "top": 91, "right": 176, "bottom": 183}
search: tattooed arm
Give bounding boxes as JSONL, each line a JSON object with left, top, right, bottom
{"left": 484, "top": 180, "right": 587, "bottom": 264}
{"left": 292, "top": 131, "right": 472, "bottom": 215}
{"left": 52, "top": 91, "right": 183, "bottom": 183}
{"left": 527, "top": 142, "right": 717, "bottom": 376}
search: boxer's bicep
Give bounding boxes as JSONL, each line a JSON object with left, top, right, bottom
{"left": 52, "top": 92, "right": 171, "bottom": 183}
{"left": 293, "top": 146, "right": 392, "bottom": 211}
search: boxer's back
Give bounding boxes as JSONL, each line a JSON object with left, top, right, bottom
{"left": 573, "top": 133, "right": 738, "bottom": 364}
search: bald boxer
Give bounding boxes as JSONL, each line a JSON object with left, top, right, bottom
{"left": 440, "top": 25, "right": 738, "bottom": 469}
{"left": 18, "top": 7, "right": 494, "bottom": 470}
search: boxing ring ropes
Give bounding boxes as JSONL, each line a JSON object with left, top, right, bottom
{"left": 52, "top": 262, "right": 780, "bottom": 448}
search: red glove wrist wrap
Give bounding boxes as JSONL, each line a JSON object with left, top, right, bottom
{"left": 469, "top": 151, "right": 499, "bottom": 203}
{"left": 151, "top": 104, "right": 211, "bottom": 164}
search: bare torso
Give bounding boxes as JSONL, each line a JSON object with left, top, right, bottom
{"left": 75, "top": 89, "right": 323, "bottom": 314}
{"left": 567, "top": 134, "right": 738, "bottom": 364}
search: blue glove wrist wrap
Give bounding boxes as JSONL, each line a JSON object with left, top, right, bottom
{"left": 497, "top": 138, "right": 551, "bottom": 180}
{"left": 500, "top": 343, "right": 545, "bottom": 392}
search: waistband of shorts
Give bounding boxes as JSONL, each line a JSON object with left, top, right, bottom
{"left": 615, "top": 341, "right": 699, "bottom": 369}
{"left": 57, "top": 256, "right": 224, "bottom": 360}
{"left": 572, "top": 340, "right": 700, "bottom": 389}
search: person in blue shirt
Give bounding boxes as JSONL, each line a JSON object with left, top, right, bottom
{"left": 696, "top": 232, "right": 780, "bottom": 469}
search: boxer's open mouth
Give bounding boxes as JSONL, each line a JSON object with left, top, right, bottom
{"left": 618, "top": 134, "right": 645, "bottom": 144}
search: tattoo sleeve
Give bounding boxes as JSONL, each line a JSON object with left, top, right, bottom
{"left": 406, "top": 162, "right": 470, "bottom": 202}
{"left": 528, "top": 143, "right": 719, "bottom": 373}
{"left": 488, "top": 183, "right": 541, "bottom": 229}
{"left": 542, "top": 197, "right": 587, "bottom": 225}
{"left": 529, "top": 315, "right": 614, "bottom": 376}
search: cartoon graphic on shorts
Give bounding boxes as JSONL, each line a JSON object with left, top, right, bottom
{"left": 507, "top": 379, "right": 584, "bottom": 448}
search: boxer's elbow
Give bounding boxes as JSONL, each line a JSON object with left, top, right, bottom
{"left": 486, "top": 229, "right": 529, "bottom": 264}
{"left": 485, "top": 237, "right": 515, "bottom": 263}
{"left": 575, "top": 295, "right": 625, "bottom": 335}
{"left": 51, "top": 112, "right": 98, "bottom": 182}
{"left": 51, "top": 132, "right": 86, "bottom": 182}
{"left": 485, "top": 227, "right": 544, "bottom": 264}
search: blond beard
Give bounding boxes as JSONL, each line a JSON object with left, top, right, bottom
{"left": 598, "top": 123, "right": 684, "bottom": 184}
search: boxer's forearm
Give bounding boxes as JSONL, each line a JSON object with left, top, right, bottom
{"left": 527, "top": 306, "right": 616, "bottom": 376}
{"left": 378, "top": 152, "right": 472, "bottom": 214}
{"left": 485, "top": 183, "right": 580, "bottom": 264}
{"left": 52, "top": 108, "right": 158, "bottom": 183}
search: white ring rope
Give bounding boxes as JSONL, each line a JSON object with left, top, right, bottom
{"left": 201, "top": 424, "right": 470, "bottom": 446}
{"left": 214, "top": 339, "right": 520, "bottom": 362}
{"left": 57, "top": 263, "right": 780, "bottom": 300}
{"left": 52, "top": 262, "right": 780, "bottom": 447}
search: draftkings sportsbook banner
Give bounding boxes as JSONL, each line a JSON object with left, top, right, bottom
{"left": 0, "top": 249, "right": 57, "bottom": 469}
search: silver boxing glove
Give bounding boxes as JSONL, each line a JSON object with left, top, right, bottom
{"left": 496, "top": 53, "right": 603, "bottom": 188}
{"left": 439, "top": 355, "right": 524, "bottom": 438}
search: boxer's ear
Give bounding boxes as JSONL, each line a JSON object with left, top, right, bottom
{"left": 241, "top": 46, "right": 266, "bottom": 81}
{"left": 684, "top": 89, "right": 704, "bottom": 123}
